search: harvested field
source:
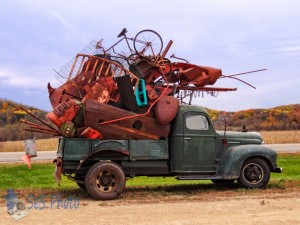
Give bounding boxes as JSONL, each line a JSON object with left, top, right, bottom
{"left": 0, "top": 131, "right": 299, "bottom": 152}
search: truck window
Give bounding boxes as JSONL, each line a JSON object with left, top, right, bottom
{"left": 186, "top": 114, "right": 209, "bottom": 130}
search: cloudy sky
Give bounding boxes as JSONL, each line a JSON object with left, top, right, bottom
{"left": 0, "top": 0, "right": 299, "bottom": 111}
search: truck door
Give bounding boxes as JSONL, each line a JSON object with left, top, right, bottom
{"left": 182, "top": 112, "right": 217, "bottom": 172}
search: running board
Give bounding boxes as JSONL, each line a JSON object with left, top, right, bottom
{"left": 176, "top": 175, "right": 223, "bottom": 180}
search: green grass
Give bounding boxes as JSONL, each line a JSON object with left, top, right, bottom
{"left": 0, "top": 163, "right": 76, "bottom": 189}
{"left": 0, "top": 154, "right": 299, "bottom": 190}
{"left": 272, "top": 154, "right": 300, "bottom": 181}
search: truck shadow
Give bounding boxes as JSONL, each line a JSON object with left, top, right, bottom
{"left": 122, "top": 182, "right": 285, "bottom": 199}
{"left": 125, "top": 183, "right": 241, "bottom": 194}
{"left": 28, "top": 182, "right": 282, "bottom": 202}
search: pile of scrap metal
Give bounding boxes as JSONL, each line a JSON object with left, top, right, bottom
{"left": 21, "top": 28, "right": 264, "bottom": 140}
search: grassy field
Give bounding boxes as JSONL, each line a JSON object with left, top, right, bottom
{"left": 0, "top": 154, "right": 300, "bottom": 194}
{"left": 0, "top": 130, "right": 299, "bottom": 152}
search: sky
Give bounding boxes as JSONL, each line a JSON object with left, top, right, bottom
{"left": 0, "top": 0, "right": 299, "bottom": 112}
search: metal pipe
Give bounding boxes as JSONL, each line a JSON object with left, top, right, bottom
{"left": 161, "top": 40, "right": 173, "bottom": 59}
{"left": 19, "top": 106, "right": 58, "bottom": 131}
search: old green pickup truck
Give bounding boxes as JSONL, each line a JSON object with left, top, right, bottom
{"left": 53, "top": 104, "right": 282, "bottom": 200}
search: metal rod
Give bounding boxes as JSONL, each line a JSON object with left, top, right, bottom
{"left": 20, "top": 120, "right": 57, "bottom": 132}
{"left": 224, "top": 76, "right": 256, "bottom": 89}
{"left": 222, "top": 69, "right": 267, "bottom": 78}
{"left": 25, "top": 128, "right": 59, "bottom": 135}
{"left": 62, "top": 89, "right": 83, "bottom": 100}
{"left": 77, "top": 56, "right": 86, "bottom": 76}
{"left": 68, "top": 55, "right": 79, "bottom": 81}
{"left": 161, "top": 40, "right": 173, "bottom": 59}
{"left": 19, "top": 106, "right": 58, "bottom": 131}
{"left": 170, "top": 54, "right": 189, "bottom": 63}
{"left": 155, "top": 84, "right": 237, "bottom": 92}
{"left": 29, "top": 125, "right": 59, "bottom": 133}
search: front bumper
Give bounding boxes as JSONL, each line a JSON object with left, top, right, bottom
{"left": 274, "top": 167, "right": 283, "bottom": 173}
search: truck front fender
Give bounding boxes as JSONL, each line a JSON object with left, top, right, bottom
{"left": 216, "top": 145, "right": 278, "bottom": 179}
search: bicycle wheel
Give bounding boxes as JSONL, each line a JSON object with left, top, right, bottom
{"left": 127, "top": 53, "right": 140, "bottom": 66}
{"left": 134, "top": 30, "right": 163, "bottom": 57}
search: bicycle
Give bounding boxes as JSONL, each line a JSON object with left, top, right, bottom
{"left": 97, "top": 28, "right": 163, "bottom": 61}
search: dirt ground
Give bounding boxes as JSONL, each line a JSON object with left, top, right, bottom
{"left": 1, "top": 190, "right": 300, "bottom": 225}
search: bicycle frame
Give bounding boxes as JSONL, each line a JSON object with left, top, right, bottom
{"left": 103, "top": 33, "right": 158, "bottom": 61}
{"left": 105, "top": 36, "right": 135, "bottom": 58}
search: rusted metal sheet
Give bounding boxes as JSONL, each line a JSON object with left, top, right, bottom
{"left": 84, "top": 99, "right": 170, "bottom": 140}
{"left": 170, "top": 62, "right": 222, "bottom": 87}
{"left": 48, "top": 82, "right": 85, "bottom": 108}
{"left": 82, "top": 83, "right": 110, "bottom": 103}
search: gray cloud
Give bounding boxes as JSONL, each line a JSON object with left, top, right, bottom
{"left": 0, "top": 0, "right": 299, "bottom": 111}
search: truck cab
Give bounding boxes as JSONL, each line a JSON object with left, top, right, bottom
{"left": 54, "top": 104, "right": 282, "bottom": 200}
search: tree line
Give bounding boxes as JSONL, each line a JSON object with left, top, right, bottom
{"left": 0, "top": 99, "right": 52, "bottom": 141}
{"left": 207, "top": 104, "right": 300, "bottom": 131}
{"left": 0, "top": 99, "right": 299, "bottom": 141}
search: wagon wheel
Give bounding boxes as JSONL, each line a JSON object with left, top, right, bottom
{"left": 238, "top": 158, "right": 270, "bottom": 188}
{"left": 85, "top": 162, "right": 126, "bottom": 200}
{"left": 134, "top": 30, "right": 163, "bottom": 58}
{"left": 157, "top": 58, "right": 172, "bottom": 75}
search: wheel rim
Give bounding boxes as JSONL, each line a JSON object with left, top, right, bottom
{"left": 242, "top": 163, "right": 264, "bottom": 184}
{"left": 96, "top": 170, "right": 117, "bottom": 193}
{"left": 134, "top": 30, "right": 163, "bottom": 57}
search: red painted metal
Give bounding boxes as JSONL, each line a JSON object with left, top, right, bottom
{"left": 80, "top": 127, "right": 104, "bottom": 139}
{"left": 46, "top": 99, "right": 80, "bottom": 127}
{"left": 155, "top": 95, "right": 179, "bottom": 124}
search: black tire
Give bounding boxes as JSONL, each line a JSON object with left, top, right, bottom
{"left": 85, "top": 162, "right": 126, "bottom": 200}
{"left": 134, "top": 30, "right": 163, "bottom": 57}
{"left": 211, "top": 179, "right": 235, "bottom": 185}
{"left": 238, "top": 158, "right": 270, "bottom": 188}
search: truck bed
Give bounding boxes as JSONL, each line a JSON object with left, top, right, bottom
{"left": 57, "top": 138, "right": 170, "bottom": 176}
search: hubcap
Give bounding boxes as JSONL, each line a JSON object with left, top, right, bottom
{"left": 242, "top": 163, "right": 264, "bottom": 184}
{"left": 96, "top": 170, "right": 116, "bottom": 192}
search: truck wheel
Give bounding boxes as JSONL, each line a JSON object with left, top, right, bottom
{"left": 238, "top": 158, "right": 270, "bottom": 188}
{"left": 85, "top": 162, "right": 126, "bottom": 200}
